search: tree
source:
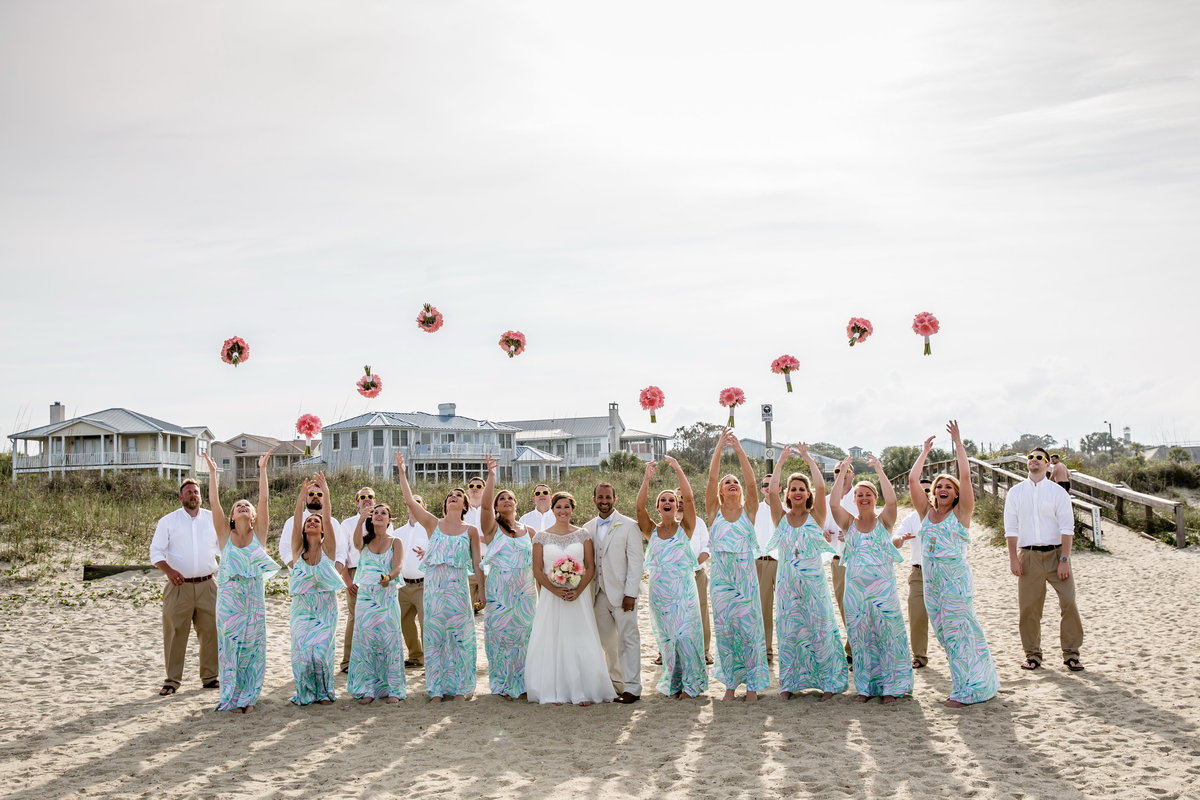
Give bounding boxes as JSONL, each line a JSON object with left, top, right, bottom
{"left": 1011, "top": 433, "right": 1057, "bottom": 454}
{"left": 1080, "top": 431, "right": 1124, "bottom": 456}
{"left": 598, "top": 451, "right": 643, "bottom": 472}
{"left": 962, "top": 439, "right": 979, "bottom": 457}
{"left": 880, "top": 445, "right": 953, "bottom": 481}
{"left": 808, "top": 442, "right": 847, "bottom": 461}
{"left": 1168, "top": 446, "right": 1192, "bottom": 463}
{"left": 667, "top": 422, "right": 724, "bottom": 472}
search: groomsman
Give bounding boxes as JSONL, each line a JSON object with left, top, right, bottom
{"left": 150, "top": 479, "right": 218, "bottom": 695}
{"left": 278, "top": 484, "right": 326, "bottom": 566}
{"left": 584, "top": 482, "right": 644, "bottom": 704}
{"left": 393, "top": 495, "right": 429, "bottom": 668}
{"left": 893, "top": 478, "right": 932, "bottom": 668}
{"left": 753, "top": 476, "right": 778, "bottom": 660}
{"left": 519, "top": 483, "right": 556, "bottom": 531}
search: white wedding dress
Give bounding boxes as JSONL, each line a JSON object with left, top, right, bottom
{"left": 525, "top": 529, "right": 617, "bottom": 704}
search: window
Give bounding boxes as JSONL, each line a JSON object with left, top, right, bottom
{"left": 500, "top": 434, "right": 513, "bottom": 449}
{"left": 222, "top": 458, "right": 231, "bottom": 467}
{"left": 240, "top": 439, "right": 246, "bottom": 448}
{"left": 180, "top": 440, "right": 187, "bottom": 454}
{"left": 576, "top": 440, "right": 601, "bottom": 459}
{"left": 391, "top": 430, "right": 400, "bottom": 447}
{"left": 126, "top": 438, "right": 137, "bottom": 452}
{"left": 373, "top": 430, "right": 384, "bottom": 447}
{"left": 400, "top": 430, "right": 409, "bottom": 446}
{"left": 332, "top": 433, "right": 340, "bottom": 450}
{"left": 351, "top": 432, "right": 359, "bottom": 449}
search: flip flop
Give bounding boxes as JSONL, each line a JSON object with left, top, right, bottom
{"left": 202, "top": 679, "right": 219, "bottom": 689}
{"left": 1020, "top": 658, "right": 1041, "bottom": 670}
{"left": 1064, "top": 658, "right": 1085, "bottom": 672}
{"left": 159, "top": 685, "right": 176, "bottom": 696}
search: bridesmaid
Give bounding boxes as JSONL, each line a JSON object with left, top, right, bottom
{"left": 636, "top": 456, "right": 708, "bottom": 699}
{"left": 765, "top": 444, "right": 848, "bottom": 701}
{"left": 396, "top": 453, "right": 484, "bottom": 702}
{"left": 830, "top": 455, "right": 913, "bottom": 704}
{"left": 286, "top": 477, "right": 341, "bottom": 705}
{"left": 348, "top": 502, "right": 406, "bottom": 703}
{"left": 909, "top": 421, "right": 1000, "bottom": 707}
{"left": 704, "top": 429, "right": 769, "bottom": 702}
{"left": 202, "top": 449, "right": 279, "bottom": 714}
{"left": 479, "top": 455, "right": 537, "bottom": 700}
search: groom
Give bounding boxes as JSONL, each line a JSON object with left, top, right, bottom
{"left": 584, "top": 482, "right": 644, "bottom": 704}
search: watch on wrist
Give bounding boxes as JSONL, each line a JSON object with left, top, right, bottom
{"left": 1059, "top": 556, "right": 1069, "bottom": 563}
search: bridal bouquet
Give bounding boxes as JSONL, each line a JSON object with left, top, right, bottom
{"left": 846, "top": 317, "right": 873, "bottom": 347}
{"left": 220, "top": 336, "right": 249, "bottom": 367}
{"left": 549, "top": 556, "right": 583, "bottom": 588}
{"left": 718, "top": 386, "right": 745, "bottom": 427}
{"left": 911, "top": 311, "right": 940, "bottom": 355}
{"left": 499, "top": 330, "right": 527, "bottom": 358}
{"left": 416, "top": 303, "right": 444, "bottom": 333}
{"left": 770, "top": 354, "right": 800, "bottom": 392}
{"left": 639, "top": 385, "right": 665, "bottom": 423}
{"left": 295, "top": 414, "right": 322, "bottom": 457}
{"left": 356, "top": 365, "right": 383, "bottom": 398}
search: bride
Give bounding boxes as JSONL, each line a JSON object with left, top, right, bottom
{"left": 525, "top": 491, "right": 617, "bottom": 705}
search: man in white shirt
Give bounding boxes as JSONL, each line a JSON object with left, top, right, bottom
{"left": 583, "top": 482, "right": 644, "bottom": 704}
{"left": 1004, "top": 447, "right": 1083, "bottom": 671}
{"left": 825, "top": 465, "right": 859, "bottom": 663}
{"left": 392, "top": 495, "right": 429, "bottom": 668}
{"left": 753, "top": 476, "right": 778, "bottom": 660}
{"left": 518, "top": 483, "right": 555, "bottom": 532}
{"left": 464, "top": 475, "right": 486, "bottom": 611}
{"left": 277, "top": 488, "right": 327, "bottom": 566}
{"left": 149, "top": 479, "right": 218, "bottom": 696}
{"left": 892, "top": 478, "right": 932, "bottom": 668}
{"left": 337, "top": 486, "right": 390, "bottom": 672}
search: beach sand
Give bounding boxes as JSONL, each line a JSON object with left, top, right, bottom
{"left": 2, "top": 522, "right": 1198, "bottom": 800}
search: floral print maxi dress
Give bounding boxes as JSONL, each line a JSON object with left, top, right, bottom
{"left": 708, "top": 511, "right": 770, "bottom": 692}
{"left": 921, "top": 513, "right": 1000, "bottom": 704}
{"left": 347, "top": 544, "right": 406, "bottom": 700}
{"left": 646, "top": 528, "right": 709, "bottom": 697}
{"left": 215, "top": 539, "right": 279, "bottom": 711}
{"left": 842, "top": 520, "right": 913, "bottom": 697}
{"left": 766, "top": 517, "right": 848, "bottom": 694}
{"left": 423, "top": 526, "right": 477, "bottom": 698}
{"left": 288, "top": 554, "right": 343, "bottom": 705}
{"left": 482, "top": 533, "right": 537, "bottom": 697}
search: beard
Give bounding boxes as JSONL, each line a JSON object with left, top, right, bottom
{"left": 182, "top": 497, "right": 200, "bottom": 511}
{"left": 306, "top": 500, "right": 323, "bottom": 511}
{"left": 594, "top": 501, "right": 613, "bottom": 515}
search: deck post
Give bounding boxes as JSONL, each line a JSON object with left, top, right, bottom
{"left": 1176, "top": 504, "right": 1187, "bottom": 549}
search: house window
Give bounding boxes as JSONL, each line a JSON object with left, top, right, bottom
{"left": 222, "top": 458, "right": 231, "bottom": 467}
{"left": 391, "top": 430, "right": 400, "bottom": 447}
{"left": 400, "top": 430, "right": 409, "bottom": 446}
{"left": 576, "top": 441, "right": 601, "bottom": 459}
{"left": 126, "top": 438, "right": 137, "bottom": 452}
{"left": 240, "top": 439, "right": 246, "bottom": 448}
{"left": 500, "top": 434, "right": 513, "bottom": 449}
{"left": 351, "top": 432, "right": 359, "bottom": 449}
{"left": 332, "top": 433, "right": 340, "bottom": 450}
{"left": 373, "top": 430, "right": 384, "bottom": 447}
{"left": 180, "top": 440, "right": 187, "bottom": 454}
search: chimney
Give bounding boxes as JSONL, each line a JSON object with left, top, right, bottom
{"left": 438, "top": 402, "right": 456, "bottom": 418}
{"left": 50, "top": 402, "right": 65, "bottom": 424}
{"left": 608, "top": 402, "right": 621, "bottom": 454}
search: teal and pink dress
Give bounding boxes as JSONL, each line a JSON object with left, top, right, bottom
{"left": 423, "top": 526, "right": 477, "bottom": 698}
{"left": 766, "top": 515, "right": 848, "bottom": 695}
{"left": 482, "top": 531, "right": 537, "bottom": 697}
{"left": 347, "top": 543, "right": 406, "bottom": 700}
{"left": 842, "top": 519, "right": 912, "bottom": 697}
{"left": 215, "top": 538, "right": 279, "bottom": 711}
{"left": 288, "top": 553, "right": 343, "bottom": 705}
{"left": 708, "top": 511, "right": 769, "bottom": 692}
{"left": 645, "top": 527, "right": 708, "bottom": 697}
{"left": 921, "top": 513, "right": 1000, "bottom": 704}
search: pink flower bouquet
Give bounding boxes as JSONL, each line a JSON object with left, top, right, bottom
{"left": 356, "top": 365, "right": 383, "bottom": 398}
{"left": 295, "top": 413, "right": 322, "bottom": 457}
{"left": 499, "top": 330, "right": 527, "bottom": 358}
{"left": 220, "top": 336, "right": 249, "bottom": 367}
{"left": 718, "top": 386, "right": 746, "bottom": 428}
{"left": 912, "top": 311, "right": 940, "bottom": 356}
{"left": 639, "top": 386, "right": 665, "bottom": 423}
{"left": 416, "top": 303, "right": 444, "bottom": 333}
{"left": 770, "top": 354, "right": 800, "bottom": 392}
{"left": 846, "top": 317, "right": 873, "bottom": 347}
{"left": 549, "top": 556, "right": 583, "bottom": 588}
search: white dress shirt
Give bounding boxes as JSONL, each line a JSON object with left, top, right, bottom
{"left": 1004, "top": 477, "right": 1074, "bottom": 546}
{"left": 150, "top": 507, "right": 217, "bottom": 579}
{"left": 518, "top": 508, "right": 555, "bottom": 532}
{"left": 278, "top": 510, "right": 329, "bottom": 566}
{"left": 824, "top": 492, "right": 860, "bottom": 557}
{"left": 754, "top": 500, "right": 776, "bottom": 557}
{"left": 688, "top": 517, "right": 710, "bottom": 569}
{"left": 392, "top": 521, "right": 429, "bottom": 581}
{"left": 464, "top": 506, "right": 482, "bottom": 533}
{"left": 594, "top": 514, "right": 614, "bottom": 548}
{"left": 894, "top": 511, "right": 924, "bottom": 567}
{"left": 338, "top": 515, "right": 393, "bottom": 569}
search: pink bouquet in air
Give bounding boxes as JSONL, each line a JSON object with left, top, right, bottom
{"left": 846, "top": 317, "right": 873, "bottom": 347}
{"left": 770, "top": 354, "right": 800, "bottom": 392}
{"left": 639, "top": 386, "right": 665, "bottom": 423}
{"left": 356, "top": 365, "right": 383, "bottom": 398}
{"left": 549, "top": 556, "right": 583, "bottom": 588}
{"left": 499, "top": 330, "right": 527, "bottom": 358}
{"left": 718, "top": 387, "right": 746, "bottom": 427}
{"left": 416, "top": 303, "right": 444, "bottom": 333}
{"left": 220, "top": 336, "right": 249, "bottom": 367}
{"left": 912, "top": 311, "right": 940, "bottom": 356}
{"left": 295, "top": 414, "right": 322, "bottom": 457}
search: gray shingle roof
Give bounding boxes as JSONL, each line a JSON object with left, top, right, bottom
{"left": 9, "top": 408, "right": 193, "bottom": 439}
{"left": 323, "top": 411, "right": 518, "bottom": 433}
{"left": 513, "top": 445, "right": 563, "bottom": 463}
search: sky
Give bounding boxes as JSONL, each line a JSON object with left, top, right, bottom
{"left": 2, "top": 1, "right": 1198, "bottom": 456}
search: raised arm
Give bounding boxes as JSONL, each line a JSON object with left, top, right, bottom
{"left": 666, "top": 456, "right": 695, "bottom": 535}
{"left": 252, "top": 446, "right": 276, "bottom": 544}
{"left": 869, "top": 454, "right": 897, "bottom": 530}
{"left": 395, "top": 452, "right": 437, "bottom": 533}
{"left": 636, "top": 461, "right": 657, "bottom": 535}
{"left": 469, "top": 527, "right": 485, "bottom": 609}
{"left": 353, "top": 514, "right": 367, "bottom": 552}
{"left": 767, "top": 444, "right": 793, "bottom": 526}
{"left": 291, "top": 479, "right": 310, "bottom": 565}
{"left": 704, "top": 429, "right": 729, "bottom": 522}
{"left": 948, "top": 420, "right": 975, "bottom": 522}
{"left": 830, "top": 456, "right": 854, "bottom": 531}
{"left": 731, "top": 436, "right": 758, "bottom": 525}
{"left": 798, "top": 443, "right": 828, "bottom": 529}
{"left": 909, "top": 435, "right": 935, "bottom": 519}
{"left": 480, "top": 455, "right": 498, "bottom": 543}
{"left": 315, "top": 473, "right": 336, "bottom": 559}
{"left": 204, "top": 455, "right": 229, "bottom": 549}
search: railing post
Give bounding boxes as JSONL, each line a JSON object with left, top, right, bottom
{"left": 1176, "top": 504, "right": 1187, "bottom": 549}
{"left": 1145, "top": 505, "right": 1154, "bottom": 537}
{"left": 1092, "top": 507, "right": 1103, "bottom": 549}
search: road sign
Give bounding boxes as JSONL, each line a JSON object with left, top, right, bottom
{"left": 761, "top": 403, "right": 773, "bottom": 422}
{"left": 766, "top": 447, "right": 776, "bottom": 459}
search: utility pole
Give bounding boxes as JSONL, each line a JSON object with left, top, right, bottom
{"left": 762, "top": 404, "right": 774, "bottom": 474}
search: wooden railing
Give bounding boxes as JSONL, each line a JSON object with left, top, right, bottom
{"left": 14, "top": 451, "right": 192, "bottom": 469}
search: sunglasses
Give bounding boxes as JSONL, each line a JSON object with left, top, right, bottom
{"left": 1027, "top": 454, "right": 1048, "bottom": 463}
{"left": 308, "top": 491, "right": 324, "bottom": 498}
{"left": 923, "top": 487, "right": 932, "bottom": 494}
{"left": 467, "top": 483, "right": 485, "bottom": 490}
{"left": 533, "top": 490, "right": 550, "bottom": 496}
{"left": 357, "top": 494, "right": 375, "bottom": 501}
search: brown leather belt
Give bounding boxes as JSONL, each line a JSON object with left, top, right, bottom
{"left": 183, "top": 574, "right": 213, "bottom": 583}
{"left": 403, "top": 577, "right": 425, "bottom": 585}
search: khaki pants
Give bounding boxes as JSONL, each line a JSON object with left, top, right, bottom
{"left": 908, "top": 565, "right": 928, "bottom": 665}
{"left": 830, "top": 556, "right": 852, "bottom": 657}
{"left": 695, "top": 568, "right": 711, "bottom": 656}
{"left": 161, "top": 578, "right": 218, "bottom": 689}
{"left": 1018, "top": 548, "right": 1084, "bottom": 662}
{"left": 340, "top": 567, "right": 357, "bottom": 671}
{"left": 756, "top": 557, "right": 778, "bottom": 657}
{"left": 398, "top": 580, "right": 425, "bottom": 664}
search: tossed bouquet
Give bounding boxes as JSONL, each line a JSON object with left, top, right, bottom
{"left": 549, "top": 556, "right": 583, "bottom": 588}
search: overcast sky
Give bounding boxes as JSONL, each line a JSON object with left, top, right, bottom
{"left": 2, "top": 1, "right": 1198, "bottom": 456}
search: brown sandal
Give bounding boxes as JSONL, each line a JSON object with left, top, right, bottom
{"left": 159, "top": 685, "right": 176, "bottom": 696}
{"left": 1020, "top": 658, "right": 1041, "bottom": 670}
{"left": 1064, "top": 658, "right": 1084, "bottom": 672}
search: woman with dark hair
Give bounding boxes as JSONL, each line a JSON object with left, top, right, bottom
{"left": 347, "top": 500, "right": 405, "bottom": 703}
{"left": 909, "top": 420, "right": 999, "bottom": 707}
{"left": 286, "top": 476, "right": 341, "bottom": 705}
{"left": 765, "top": 444, "right": 847, "bottom": 700}
{"left": 479, "top": 455, "right": 537, "bottom": 699}
{"left": 395, "top": 452, "right": 483, "bottom": 701}
{"left": 201, "top": 449, "right": 278, "bottom": 713}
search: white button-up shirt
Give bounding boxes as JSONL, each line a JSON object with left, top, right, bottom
{"left": 464, "top": 506, "right": 482, "bottom": 533}
{"left": 894, "top": 511, "right": 924, "bottom": 567}
{"left": 337, "top": 515, "right": 393, "bottom": 569}
{"left": 149, "top": 507, "right": 217, "bottom": 579}
{"left": 1004, "top": 477, "right": 1074, "bottom": 546}
{"left": 518, "top": 509, "right": 555, "bottom": 532}
{"left": 594, "top": 515, "right": 614, "bottom": 548}
{"left": 754, "top": 500, "right": 776, "bottom": 557}
{"left": 278, "top": 510, "right": 329, "bottom": 566}
{"left": 392, "top": 521, "right": 429, "bottom": 581}
{"left": 688, "top": 517, "right": 710, "bottom": 570}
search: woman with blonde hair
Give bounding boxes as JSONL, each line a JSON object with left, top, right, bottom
{"left": 909, "top": 420, "right": 999, "bottom": 707}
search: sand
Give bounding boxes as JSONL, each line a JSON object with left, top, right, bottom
{"left": 2, "top": 521, "right": 1199, "bottom": 800}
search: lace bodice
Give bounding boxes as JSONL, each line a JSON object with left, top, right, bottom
{"left": 532, "top": 528, "right": 591, "bottom": 548}
{"left": 534, "top": 529, "right": 589, "bottom": 577}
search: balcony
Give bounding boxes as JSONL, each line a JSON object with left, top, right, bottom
{"left": 14, "top": 451, "right": 192, "bottom": 470}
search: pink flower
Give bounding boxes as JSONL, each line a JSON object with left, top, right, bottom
{"left": 770, "top": 355, "right": 799, "bottom": 392}
{"left": 499, "top": 330, "right": 527, "bottom": 358}
{"left": 295, "top": 413, "right": 322, "bottom": 457}
{"left": 846, "top": 317, "right": 873, "bottom": 347}
{"left": 639, "top": 386, "right": 665, "bottom": 423}
{"left": 416, "top": 303, "right": 444, "bottom": 333}
{"left": 220, "top": 336, "right": 250, "bottom": 367}
{"left": 356, "top": 365, "right": 383, "bottom": 398}
{"left": 718, "top": 386, "right": 746, "bottom": 427}
{"left": 912, "top": 311, "right": 940, "bottom": 355}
